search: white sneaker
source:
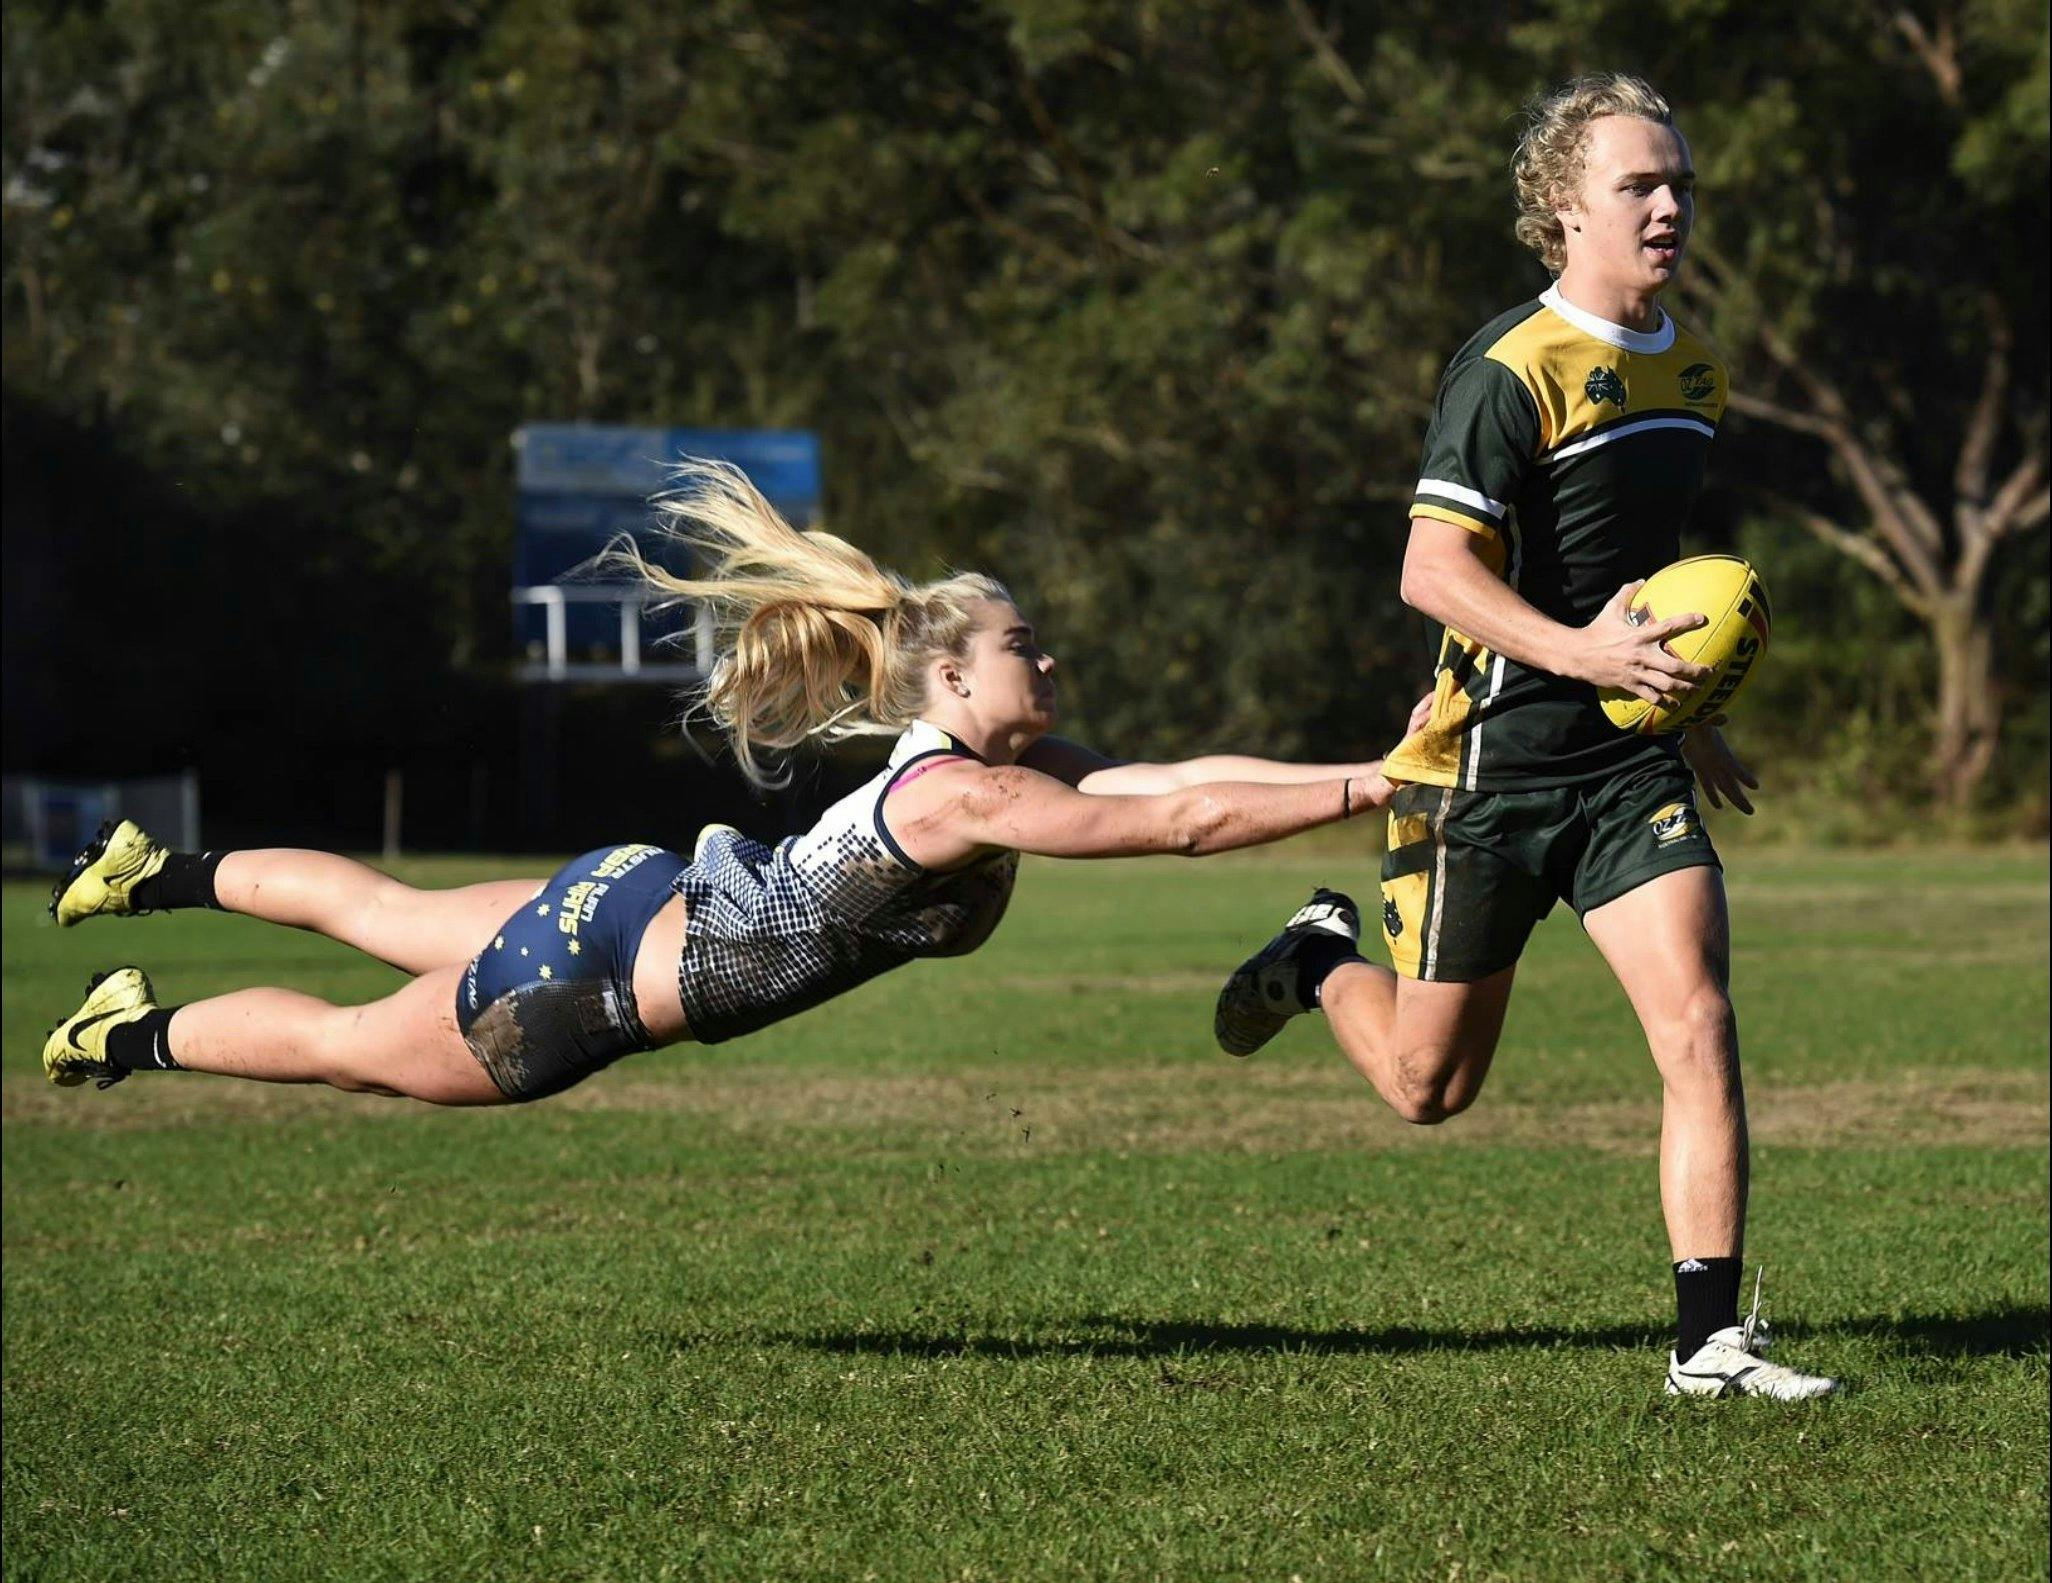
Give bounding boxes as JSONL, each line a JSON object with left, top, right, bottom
{"left": 1666, "top": 1271, "right": 1839, "bottom": 1400}
{"left": 1213, "top": 889, "right": 1360, "bottom": 1057}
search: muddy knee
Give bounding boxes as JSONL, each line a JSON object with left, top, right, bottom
{"left": 1387, "top": 1084, "right": 1479, "bottom": 1126}
{"left": 1385, "top": 1050, "right": 1487, "bottom": 1126}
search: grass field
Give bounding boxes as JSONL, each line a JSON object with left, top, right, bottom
{"left": 4, "top": 846, "right": 2047, "bottom": 1581}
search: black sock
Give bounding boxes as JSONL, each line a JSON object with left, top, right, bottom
{"left": 105, "top": 1009, "right": 183, "bottom": 1073}
{"left": 1674, "top": 1256, "right": 1743, "bottom": 1358}
{"left": 1296, "top": 935, "right": 1365, "bottom": 1007}
{"left": 131, "top": 851, "right": 229, "bottom": 912}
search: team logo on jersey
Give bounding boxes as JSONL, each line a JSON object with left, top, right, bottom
{"left": 1383, "top": 897, "right": 1404, "bottom": 938}
{"left": 1585, "top": 366, "right": 1627, "bottom": 409}
{"left": 1648, "top": 803, "right": 1694, "bottom": 844}
{"left": 1679, "top": 362, "right": 1719, "bottom": 404}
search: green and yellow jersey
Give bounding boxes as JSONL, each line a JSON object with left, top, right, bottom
{"left": 1382, "top": 286, "right": 1728, "bottom": 791}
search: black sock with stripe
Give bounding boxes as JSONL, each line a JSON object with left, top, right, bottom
{"left": 1674, "top": 1256, "right": 1743, "bottom": 1359}
{"left": 1296, "top": 935, "right": 1365, "bottom": 1007}
{"left": 104, "top": 1009, "right": 183, "bottom": 1073}
{"left": 130, "top": 852, "right": 229, "bottom": 912}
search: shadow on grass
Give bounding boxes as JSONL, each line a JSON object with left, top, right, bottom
{"left": 754, "top": 1302, "right": 2047, "bottom": 1362}
{"left": 1773, "top": 1305, "right": 2049, "bottom": 1359}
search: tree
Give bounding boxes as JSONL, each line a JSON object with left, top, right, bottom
{"left": 1695, "top": 4, "right": 2047, "bottom": 806}
{"left": 650, "top": 0, "right": 1536, "bottom": 756}
{"left": 6, "top": 0, "right": 2047, "bottom": 816}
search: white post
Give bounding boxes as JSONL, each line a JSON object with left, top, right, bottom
{"left": 23, "top": 778, "right": 46, "bottom": 872}
{"left": 180, "top": 769, "right": 201, "bottom": 852}
{"left": 543, "top": 587, "right": 567, "bottom": 679}
{"left": 621, "top": 593, "right": 641, "bottom": 674}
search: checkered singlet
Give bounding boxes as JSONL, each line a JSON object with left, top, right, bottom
{"left": 673, "top": 722, "right": 1019, "bottom": 1043}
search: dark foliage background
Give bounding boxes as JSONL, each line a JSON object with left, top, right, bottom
{"left": 5, "top": 0, "right": 2045, "bottom": 847}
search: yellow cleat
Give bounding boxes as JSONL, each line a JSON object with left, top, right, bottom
{"left": 49, "top": 819, "right": 168, "bottom": 927}
{"left": 43, "top": 967, "right": 158, "bottom": 1088}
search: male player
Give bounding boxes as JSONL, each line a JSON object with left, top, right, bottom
{"left": 1216, "top": 75, "right": 1836, "bottom": 1399}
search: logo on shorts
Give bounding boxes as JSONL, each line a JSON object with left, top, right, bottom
{"left": 1649, "top": 803, "right": 1694, "bottom": 844}
{"left": 1383, "top": 897, "right": 1404, "bottom": 938}
{"left": 1585, "top": 366, "right": 1627, "bottom": 409}
{"left": 1679, "top": 362, "right": 1718, "bottom": 404}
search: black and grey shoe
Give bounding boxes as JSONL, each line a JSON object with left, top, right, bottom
{"left": 1213, "top": 889, "right": 1361, "bottom": 1057}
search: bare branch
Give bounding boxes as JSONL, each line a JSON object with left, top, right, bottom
{"left": 1726, "top": 389, "right": 1947, "bottom": 597}
{"left": 1945, "top": 456, "right": 2044, "bottom": 614}
{"left": 953, "top": 177, "right": 1090, "bottom": 271}
{"left": 1780, "top": 501, "right": 1932, "bottom": 616}
{"left": 1987, "top": 451, "right": 2049, "bottom": 538}
{"left": 1740, "top": 321, "right": 1949, "bottom": 560}
{"left": 1679, "top": 232, "right": 1736, "bottom": 299}
{"left": 869, "top": 382, "right": 1010, "bottom": 492}
{"left": 1052, "top": 423, "right": 1138, "bottom": 462}
{"left": 1006, "top": 51, "right": 1159, "bottom": 264}
{"left": 1283, "top": 0, "right": 1368, "bottom": 107}
{"left": 1688, "top": 241, "right": 1931, "bottom": 558}
{"left": 1892, "top": 8, "right": 1963, "bottom": 105}
{"left": 1954, "top": 292, "right": 2011, "bottom": 511}
{"left": 1726, "top": 389, "right": 1835, "bottom": 441}
{"left": 1682, "top": 235, "right": 1937, "bottom": 554}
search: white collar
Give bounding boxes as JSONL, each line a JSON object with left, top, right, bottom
{"left": 891, "top": 719, "right": 978, "bottom": 765}
{"left": 1541, "top": 284, "right": 1675, "bottom": 355}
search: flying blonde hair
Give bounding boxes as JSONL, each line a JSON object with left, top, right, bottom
{"left": 1512, "top": 74, "right": 1675, "bottom": 275}
{"left": 620, "top": 461, "right": 1010, "bottom": 786}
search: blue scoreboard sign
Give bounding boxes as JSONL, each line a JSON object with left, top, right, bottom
{"left": 511, "top": 425, "right": 822, "bottom": 671}
{"left": 515, "top": 424, "right": 822, "bottom": 584}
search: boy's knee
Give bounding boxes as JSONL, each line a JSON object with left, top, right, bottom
{"left": 1389, "top": 1089, "right": 1453, "bottom": 1126}
{"left": 1652, "top": 988, "right": 1740, "bottom": 1088}
{"left": 1383, "top": 1050, "right": 1486, "bottom": 1126}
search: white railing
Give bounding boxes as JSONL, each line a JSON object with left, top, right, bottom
{"left": 511, "top": 584, "right": 713, "bottom": 682}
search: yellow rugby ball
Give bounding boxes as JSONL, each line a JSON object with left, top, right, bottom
{"left": 1599, "top": 555, "right": 1772, "bottom": 735}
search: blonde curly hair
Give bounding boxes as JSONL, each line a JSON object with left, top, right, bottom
{"left": 1512, "top": 74, "right": 1675, "bottom": 275}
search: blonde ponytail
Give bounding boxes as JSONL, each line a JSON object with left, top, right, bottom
{"left": 620, "top": 460, "right": 1008, "bottom": 785}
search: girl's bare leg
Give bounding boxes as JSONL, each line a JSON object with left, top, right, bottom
{"left": 213, "top": 851, "right": 544, "bottom": 974}
{"left": 167, "top": 965, "right": 504, "bottom": 1106}
{"left": 631, "top": 894, "right": 692, "bottom": 1044}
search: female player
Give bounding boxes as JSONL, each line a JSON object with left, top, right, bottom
{"left": 45, "top": 463, "right": 1405, "bottom": 1106}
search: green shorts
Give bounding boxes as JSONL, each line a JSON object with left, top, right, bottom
{"left": 1378, "top": 759, "right": 1719, "bottom": 982}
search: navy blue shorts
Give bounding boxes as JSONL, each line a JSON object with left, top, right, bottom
{"left": 456, "top": 843, "right": 687, "bottom": 1101}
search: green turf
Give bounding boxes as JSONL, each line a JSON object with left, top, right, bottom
{"left": 4, "top": 847, "right": 2047, "bottom": 1581}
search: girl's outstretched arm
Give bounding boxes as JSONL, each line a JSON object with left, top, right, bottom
{"left": 885, "top": 758, "right": 1396, "bottom": 869}
{"left": 1018, "top": 695, "right": 1434, "bottom": 795}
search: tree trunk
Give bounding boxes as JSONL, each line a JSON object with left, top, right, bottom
{"left": 1929, "top": 593, "right": 2000, "bottom": 809}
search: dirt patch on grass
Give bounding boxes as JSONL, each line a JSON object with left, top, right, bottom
{"left": 984, "top": 971, "right": 1230, "bottom": 996}
{"left": 1, "top": 1076, "right": 401, "bottom": 1132}
{"left": 9, "top": 1060, "right": 2044, "bottom": 1158}
{"left": 558, "top": 1064, "right": 2050, "bottom": 1156}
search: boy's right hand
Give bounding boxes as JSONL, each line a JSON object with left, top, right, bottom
{"left": 1567, "top": 581, "right": 1711, "bottom": 706}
